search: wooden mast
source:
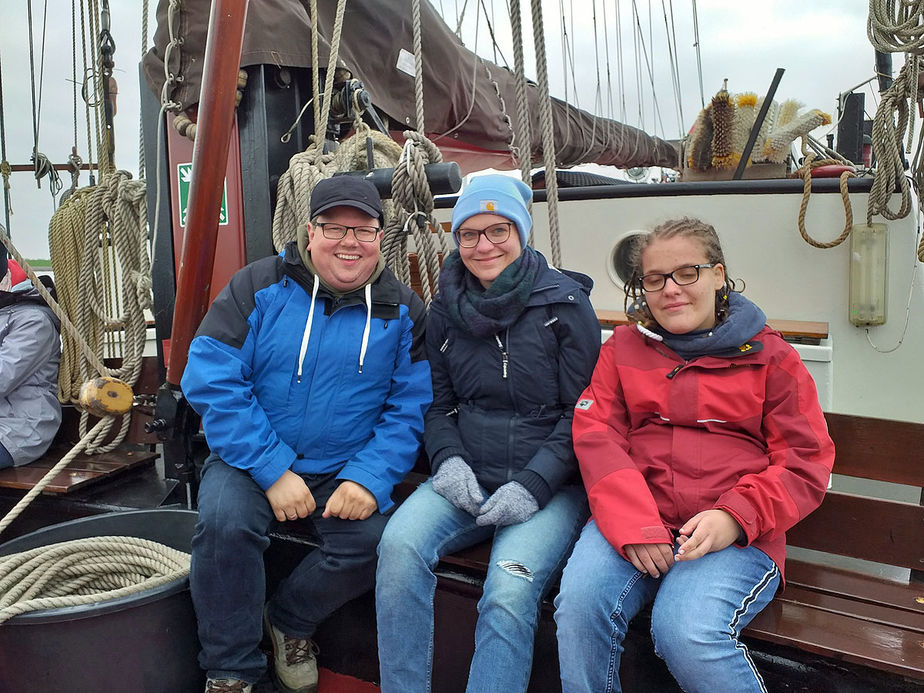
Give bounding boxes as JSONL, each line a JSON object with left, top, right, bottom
{"left": 166, "top": 0, "right": 250, "bottom": 386}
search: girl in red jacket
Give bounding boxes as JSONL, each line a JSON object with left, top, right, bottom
{"left": 554, "top": 217, "right": 834, "bottom": 693}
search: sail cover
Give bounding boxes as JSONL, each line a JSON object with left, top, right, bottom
{"left": 142, "top": 0, "right": 679, "bottom": 174}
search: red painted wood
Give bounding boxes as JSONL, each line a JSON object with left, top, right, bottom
{"left": 166, "top": 0, "right": 250, "bottom": 385}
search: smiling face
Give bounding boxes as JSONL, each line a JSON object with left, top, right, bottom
{"left": 457, "top": 212, "right": 523, "bottom": 289}
{"left": 641, "top": 235, "right": 726, "bottom": 334}
{"left": 306, "top": 206, "right": 383, "bottom": 292}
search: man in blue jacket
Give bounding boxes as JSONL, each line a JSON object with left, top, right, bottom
{"left": 181, "top": 177, "right": 432, "bottom": 693}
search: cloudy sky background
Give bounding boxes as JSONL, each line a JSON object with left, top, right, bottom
{"left": 0, "top": 1, "right": 890, "bottom": 258}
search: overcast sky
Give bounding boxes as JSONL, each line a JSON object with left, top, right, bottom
{"left": 0, "top": 0, "right": 885, "bottom": 259}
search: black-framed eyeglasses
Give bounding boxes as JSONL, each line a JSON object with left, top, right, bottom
{"left": 314, "top": 222, "right": 381, "bottom": 243}
{"left": 638, "top": 264, "right": 715, "bottom": 292}
{"left": 453, "top": 222, "right": 514, "bottom": 248}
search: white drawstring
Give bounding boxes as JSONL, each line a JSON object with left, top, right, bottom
{"left": 358, "top": 283, "right": 372, "bottom": 373}
{"left": 635, "top": 322, "right": 663, "bottom": 342}
{"left": 297, "top": 275, "right": 320, "bottom": 382}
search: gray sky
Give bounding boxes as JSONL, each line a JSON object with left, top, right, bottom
{"left": 0, "top": 0, "right": 884, "bottom": 259}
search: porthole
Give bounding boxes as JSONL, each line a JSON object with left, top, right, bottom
{"left": 609, "top": 232, "right": 648, "bottom": 287}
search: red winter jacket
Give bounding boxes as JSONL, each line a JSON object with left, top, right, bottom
{"left": 572, "top": 324, "right": 834, "bottom": 578}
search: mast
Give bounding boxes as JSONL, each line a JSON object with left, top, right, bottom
{"left": 165, "top": 0, "right": 250, "bottom": 386}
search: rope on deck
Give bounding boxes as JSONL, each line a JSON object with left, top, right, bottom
{"left": 0, "top": 535, "right": 190, "bottom": 625}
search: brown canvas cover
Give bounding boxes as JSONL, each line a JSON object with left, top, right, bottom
{"left": 142, "top": 0, "right": 679, "bottom": 173}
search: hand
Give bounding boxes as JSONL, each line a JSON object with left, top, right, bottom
{"left": 266, "top": 470, "right": 316, "bottom": 522}
{"left": 475, "top": 482, "right": 539, "bottom": 527}
{"left": 625, "top": 543, "right": 675, "bottom": 578}
{"left": 322, "top": 480, "right": 378, "bottom": 520}
{"left": 431, "top": 456, "right": 485, "bottom": 515}
{"left": 674, "top": 509, "right": 743, "bottom": 562}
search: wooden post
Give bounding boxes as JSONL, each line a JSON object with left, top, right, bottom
{"left": 166, "top": 0, "right": 250, "bottom": 386}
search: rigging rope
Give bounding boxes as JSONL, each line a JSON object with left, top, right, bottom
{"left": 379, "top": 0, "right": 450, "bottom": 304}
{"left": 48, "top": 170, "right": 152, "bottom": 452}
{"left": 530, "top": 0, "right": 562, "bottom": 267}
{"left": 276, "top": 0, "right": 448, "bottom": 306}
{"left": 509, "top": 0, "right": 534, "bottom": 191}
{"left": 0, "top": 418, "right": 110, "bottom": 537}
{"left": 27, "top": 0, "right": 63, "bottom": 199}
{"left": 0, "top": 47, "right": 12, "bottom": 231}
{"left": 866, "top": 1, "right": 924, "bottom": 260}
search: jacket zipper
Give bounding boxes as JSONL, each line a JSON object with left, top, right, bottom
{"left": 494, "top": 333, "right": 509, "bottom": 379}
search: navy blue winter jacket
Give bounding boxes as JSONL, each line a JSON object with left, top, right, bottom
{"left": 424, "top": 255, "right": 600, "bottom": 507}
{"left": 181, "top": 242, "right": 432, "bottom": 513}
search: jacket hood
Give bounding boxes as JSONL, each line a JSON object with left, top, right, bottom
{"left": 527, "top": 251, "right": 594, "bottom": 306}
{"left": 0, "top": 283, "right": 60, "bottom": 330}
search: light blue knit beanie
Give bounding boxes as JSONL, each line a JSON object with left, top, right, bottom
{"left": 450, "top": 175, "right": 533, "bottom": 248}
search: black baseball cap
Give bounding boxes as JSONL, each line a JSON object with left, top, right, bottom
{"left": 309, "top": 176, "right": 383, "bottom": 222}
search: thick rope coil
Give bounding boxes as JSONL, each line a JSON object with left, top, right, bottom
{"left": 867, "top": 0, "right": 924, "bottom": 54}
{"left": 0, "top": 534, "right": 190, "bottom": 624}
{"left": 383, "top": 133, "right": 448, "bottom": 306}
{"left": 48, "top": 171, "right": 151, "bottom": 452}
{"left": 793, "top": 147, "right": 856, "bottom": 249}
{"left": 868, "top": 57, "right": 916, "bottom": 228}
{"left": 0, "top": 225, "right": 109, "bottom": 379}
{"left": 272, "top": 127, "right": 404, "bottom": 251}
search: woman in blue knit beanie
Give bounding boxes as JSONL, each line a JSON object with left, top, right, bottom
{"left": 376, "top": 174, "right": 601, "bottom": 692}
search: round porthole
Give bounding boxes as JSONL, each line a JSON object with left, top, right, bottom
{"left": 609, "top": 232, "right": 648, "bottom": 287}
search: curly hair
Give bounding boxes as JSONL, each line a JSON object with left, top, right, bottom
{"left": 624, "top": 217, "right": 740, "bottom": 330}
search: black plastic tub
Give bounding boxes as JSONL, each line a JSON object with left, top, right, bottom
{"left": 0, "top": 509, "right": 202, "bottom": 693}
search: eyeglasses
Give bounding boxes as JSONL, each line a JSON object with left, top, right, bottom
{"left": 638, "top": 264, "right": 715, "bottom": 292}
{"left": 314, "top": 222, "right": 381, "bottom": 243}
{"left": 454, "top": 222, "right": 513, "bottom": 248}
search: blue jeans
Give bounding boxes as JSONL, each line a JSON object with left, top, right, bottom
{"left": 376, "top": 480, "right": 587, "bottom": 693}
{"left": 554, "top": 520, "right": 780, "bottom": 693}
{"left": 191, "top": 454, "right": 389, "bottom": 684}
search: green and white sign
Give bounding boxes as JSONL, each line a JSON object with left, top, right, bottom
{"left": 177, "top": 162, "right": 229, "bottom": 227}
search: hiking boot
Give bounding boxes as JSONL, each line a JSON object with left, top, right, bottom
{"left": 264, "top": 607, "right": 319, "bottom": 693}
{"left": 204, "top": 679, "right": 252, "bottom": 693}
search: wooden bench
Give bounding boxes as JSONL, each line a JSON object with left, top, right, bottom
{"left": 0, "top": 357, "right": 161, "bottom": 495}
{"left": 428, "top": 412, "right": 924, "bottom": 692}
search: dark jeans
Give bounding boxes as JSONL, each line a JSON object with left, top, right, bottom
{"left": 0, "top": 442, "right": 13, "bottom": 469}
{"left": 191, "top": 453, "right": 389, "bottom": 683}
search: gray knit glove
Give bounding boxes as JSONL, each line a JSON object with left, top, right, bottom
{"left": 431, "top": 456, "right": 485, "bottom": 516}
{"left": 475, "top": 481, "right": 539, "bottom": 527}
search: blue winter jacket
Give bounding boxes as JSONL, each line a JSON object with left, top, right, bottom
{"left": 181, "top": 242, "right": 432, "bottom": 513}
{"left": 424, "top": 254, "right": 600, "bottom": 507}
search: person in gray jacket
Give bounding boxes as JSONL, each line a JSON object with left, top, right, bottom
{"left": 0, "top": 258, "right": 62, "bottom": 469}
{"left": 376, "top": 175, "right": 601, "bottom": 693}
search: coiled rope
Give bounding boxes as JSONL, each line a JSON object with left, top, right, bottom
{"left": 793, "top": 145, "right": 856, "bottom": 249}
{"left": 0, "top": 534, "right": 190, "bottom": 625}
{"left": 867, "top": 0, "right": 924, "bottom": 261}
{"left": 378, "top": 0, "right": 450, "bottom": 304}
{"left": 382, "top": 133, "right": 449, "bottom": 305}
{"left": 48, "top": 170, "right": 152, "bottom": 452}
{"left": 272, "top": 126, "right": 404, "bottom": 252}
{"left": 274, "top": 0, "right": 448, "bottom": 306}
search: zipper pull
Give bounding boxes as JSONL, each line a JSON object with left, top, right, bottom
{"left": 666, "top": 363, "right": 683, "bottom": 379}
{"left": 495, "top": 334, "right": 508, "bottom": 379}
